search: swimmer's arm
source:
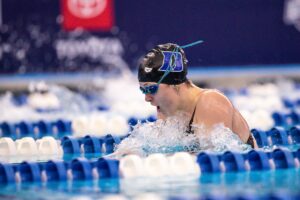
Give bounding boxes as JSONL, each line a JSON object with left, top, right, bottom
{"left": 193, "top": 91, "right": 234, "bottom": 135}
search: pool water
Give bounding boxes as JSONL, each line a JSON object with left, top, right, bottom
{"left": 0, "top": 168, "right": 299, "bottom": 199}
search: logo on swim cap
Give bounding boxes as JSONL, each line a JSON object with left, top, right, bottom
{"left": 158, "top": 51, "right": 184, "bottom": 72}
{"left": 144, "top": 67, "right": 153, "bottom": 73}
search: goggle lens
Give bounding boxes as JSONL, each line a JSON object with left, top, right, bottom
{"left": 140, "top": 84, "right": 159, "bottom": 95}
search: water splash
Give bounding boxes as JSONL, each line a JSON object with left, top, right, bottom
{"left": 0, "top": 84, "right": 99, "bottom": 122}
{"left": 115, "top": 113, "right": 252, "bottom": 157}
{"left": 192, "top": 124, "right": 252, "bottom": 153}
{"left": 98, "top": 73, "right": 156, "bottom": 118}
{"left": 0, "top": 92, "right": 40, "bottom": 122}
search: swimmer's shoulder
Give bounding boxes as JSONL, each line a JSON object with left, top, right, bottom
{"left": 196, "top": 89, "right": 233, "bottom": 109}
{"left": 193, "top": 89, "right": 235, "bottom": 129}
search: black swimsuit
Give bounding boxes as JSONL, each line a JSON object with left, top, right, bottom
{"left": 246, "top": 134, "right": 255, "bottom": 148}
{"left": 187, "top": 105, "right": 197, "bottom": 134}
{"left": 186, "top": 101, "right": 255, "bottom": 148}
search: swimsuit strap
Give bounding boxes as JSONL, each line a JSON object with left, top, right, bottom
{"left": 246, "top": 134, "right": 255, "bottom": 148}
{"left": 187, "top": 105, "right": 197, "bottom": 133}
{"left": 187, "top": 91, "right": 204, "bottom": 134}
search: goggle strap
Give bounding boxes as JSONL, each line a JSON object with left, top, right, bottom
{"left": 180, "top": 40, "right": 203, "bottom": 49}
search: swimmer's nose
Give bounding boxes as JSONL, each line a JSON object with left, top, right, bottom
{"left": 145, "top": 94, "right": 153, "bottom": 102}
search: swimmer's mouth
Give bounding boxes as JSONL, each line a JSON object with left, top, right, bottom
{"left": 157, "top": 106, "right": 161, "bottom": 111}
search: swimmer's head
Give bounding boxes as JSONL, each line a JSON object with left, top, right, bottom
{"left": 138, "top": 43, "right": 188, "bottom": 85}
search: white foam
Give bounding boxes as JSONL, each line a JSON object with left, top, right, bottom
{"left": 27, "top": 93, "right": 60, "bottom": 110}
{"left": 101, "top": 75, "right": 156, "bottom": 118}
{"left": 250, "top": 109, "right": 274, "bottom": 130}
{"left": 106, "top": 115, "right": 129, "bottom": 136}
{"left": 115, "top": 113, "right": 252, "bottom": 156}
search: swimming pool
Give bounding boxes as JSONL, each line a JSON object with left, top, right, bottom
{"left": 1, "top": 80, "right": 300, "bottom": 200}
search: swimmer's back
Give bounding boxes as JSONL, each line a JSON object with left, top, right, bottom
{"left": 194, "top": 89, "right": 255, "bottom": 146}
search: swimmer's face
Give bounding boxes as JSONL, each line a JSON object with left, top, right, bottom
{"left": 139, "top": 82, "right": 180, "bottom": 118}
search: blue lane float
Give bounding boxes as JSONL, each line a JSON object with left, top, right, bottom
{"left": 12, "top": 94, "right": 27, "bottom": 106}
{"left": 295, "top": 148, "right": 300, "bottom": 160}
{"left": 18, "top": 162, "right": 41, "bottom": 182}
{"left": 61, "top": 136, "right": 81, "bottom": 154}
{"left": 0, "top": 163, "right": 15, "bottom": 184}
{"left": 97, "top": 105, "right": 110, "bottom": 111}
{"left": 287, "top": 111, "right": 300, "bottom": 126}
{"left": 45, "top": 160, "right": 67, "bottom": 181}
{"left": 268, "top": 127, "right": 289, "bottom": 145}
{"left": 147, "top": 115, "right": 157, "bottom": 122}
{"left": 104, "top": 135, "right": 121, "bottom": 154}
{"left": 272, "top": 149, "right": 295, "bottom": 169}
{"left": 16, "top": 121, "right": 34, "bottom": 138}
{"left": 283, "top": 98, "right": 294, "bottom": 109}
{"left": 82, "top": 135, "right": 103, "bottom": 154}
{"left": 127, "top": 116, "right": 157, "bottom": 127}
{"left": 71, "top": 158, "right": 93, "bottom": 181}
{"left": 272, "top": 111, "right": 300, "bottom": 128}
{"left": 222, "top": 151, "right": 246, "bottom": 172}
{"left": 1, "top": 120, "right": 72, "bottom": 139}
{"left": 34, "top": 120, "right": 53, "bottom": 137}
{"left": 196, "top": 152, "right": 221, "bottom": 173}
{"left": 289, "top": 126, "right": 300, "bottom": 144}
{"left": 251, "top": 129, "right": 269, "bottom": 147}
{"left": 54, "top": 119, "right": 72, "bottom": 136}
{"left": 247, "top": 150, "right": 270, "bottom": 171}
{"left": 127, "top": 117, "right": 138, "bottom": 127}
{"left": 272, "top": 112, "right": 287, "bottom": 127}
{"left": 0, "top": 122, "right": 16, "bottom": 139}
{"left": 94, "top": 158, "right": 119, "bottom": 179}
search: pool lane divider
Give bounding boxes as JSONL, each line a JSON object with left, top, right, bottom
{"left": 0, "top": 120, "right": 72, "bottom": 140}
{"left": 0, "top": 148, "right": 299, "bottom": 184}
{"left": 0, "top": 134, "right": 127, "bottom": 162}
{"left": 251, "top": 126, "right": 300, "bottom": 147}
{"left": 0, "top": 115, "right": 155, "bottom": 139}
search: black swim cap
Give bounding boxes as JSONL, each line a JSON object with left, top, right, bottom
{"left": 138, "top": 43, "right": 188, "bottom": 85}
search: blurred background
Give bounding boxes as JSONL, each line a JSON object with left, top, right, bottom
{"left": 1, "top": 0, "right": 300, "bottom": 131}
{"left": 1, "top": 0, "right": 300, "bottom": 90}
{"left": 0, "top": 2, "right": 300, "bottom": 199}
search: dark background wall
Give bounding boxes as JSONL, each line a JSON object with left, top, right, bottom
{"left": 1, "top": 0, "right": 300, "bottom": 74}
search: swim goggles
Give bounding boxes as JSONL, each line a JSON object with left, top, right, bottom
{"left": 139, "top": 56, "right": 174, "bottom": 95}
